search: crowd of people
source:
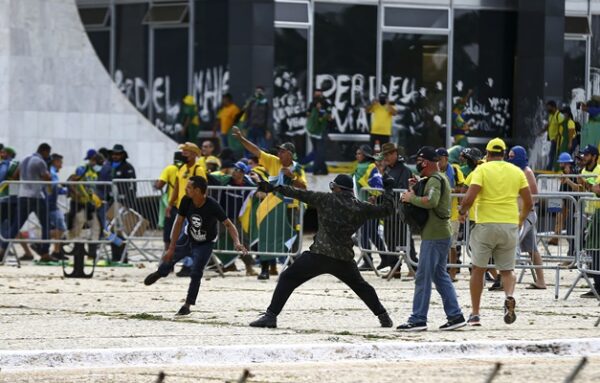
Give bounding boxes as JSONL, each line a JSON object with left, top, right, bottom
{"left": 2, "top": 89, "right": 599, "bottom": 330}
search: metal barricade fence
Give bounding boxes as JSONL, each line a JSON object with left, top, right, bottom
{"left": 0, "top": 180, "right": 120, "bottom": 272}
{"left": 564, "top": 196, "right": 600, "bottom": 300}
{"left": 357, "top": 187, "right": 412, "bottom": 278}
{"left": 109, "top": 180, "right": 304, "bottom": 269}
{"left": 536, "top": 173, "right": 595, "bottom": 194}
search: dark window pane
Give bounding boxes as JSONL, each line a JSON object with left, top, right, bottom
{"left": 384, "top": 7, "right": 448, "bottom": 29}
{"left": 314, "top": 3, "right": 376, "bottom": 161}
{"left": 565, "top": 16, "right": 590, "bottom": 35}
{"left": 153, "top": 28, "right": 189, "bottom": 140}
{"left": 591, "top": 15, "right": 600, "bottom": 97}
{"left": 274, "top": 28, "right": 308, "bottom": 157}
{"left": 143, "top": 4, "right": 188, "bottom": 24}
{"left": 79, "top": 7, "right": 109, "bottom": 27}
{"left": 383, "top": 33, "right": 448, "bottom": 152}
{"left": 88, "top": 31, "right": 110, "bottom": 72}
{"left": 564, "top": 39, "right": 586, "bottom": 104}
{"left": 453, "top": 10, "right": 517, "bottom": 140}
{"left": 114, "top": 4, "right": 149, "bottom": 116}
{"left": 275, "top": 2, "right": 309, "bottom": 23}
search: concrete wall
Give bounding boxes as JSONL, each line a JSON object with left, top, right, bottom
{"left": 0, "top": 0, "right": 176, "bottom": 179}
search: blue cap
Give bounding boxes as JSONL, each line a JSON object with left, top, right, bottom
{"left": 557, "top": 152, "right": 574, "bottom": 163}
{"left": 233, "top": 161, "right": 250, "bottom": 174}
{"left": 84, "top": 149, "right": 97, "bottom": 160}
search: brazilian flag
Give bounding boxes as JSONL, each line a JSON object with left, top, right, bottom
{"left": 256, "top": 193, "right": 297, "bottom": 259}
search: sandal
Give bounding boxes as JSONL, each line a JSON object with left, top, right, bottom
{"left": 525, "top": 283, "right": 547, "bottom": 290}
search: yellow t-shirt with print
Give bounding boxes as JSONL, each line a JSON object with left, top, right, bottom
{"left": 584, "top": 168, "right": 600, "bottom": 213}
{"left": 175, "top": 161, "right": 207, "bottom": 207}
{"left": 159, "top": 164, "right": 179, "bottom": 202}
{"left": 368, "top": 103, "right": 395, "bottom": 136}
{"left": 469, "top": 161, "right": 529, "bottom": 224}
{"left": 259, "top": 151, "right": 307, "bottom": 209}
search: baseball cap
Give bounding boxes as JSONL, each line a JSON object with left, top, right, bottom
{"left": 205, "top": 156, "right": 221, "bottom": 167}
{"left": 233, "top": 161, "right": 250, "bottom": 174}
{"left": 84, "top": 149, "right": 97, "bottom": 160}
{"left": 485, "top": 138, "right": 507, "bottom": 153}
{"left": 178, "top": 142, "right": 201, "bottom": 156}
{"left": 435, "top": 147, "right": 449, "bottom": 157}
{"left": 557, "top": 152, "right": 574, "bottom": 163}
{"left": 416, "top": 146, "right": 440, "bottom": 162}
{"left": 581, "top": 144, "right": 599, "bottom": 156}
{"left": 275, "top": 142, "right": 296, "bottom": 154}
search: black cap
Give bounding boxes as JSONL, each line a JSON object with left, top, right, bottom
{"left": 275, "top": 142, "right": 296, "bottom": 154}
{"left": 112, "top": 144, "right": 126, "bottom": 153}
{"left": 329, "top": 174, "right": 354, "bottom": 191}
{"left": 435, "top": 147, "right": 449, "bottom": 157}
{"left": 416, "top": 146, "right": 440, "bottom": 161}
{"left": 582, "top": 144, "right": 599, "bottom": 156}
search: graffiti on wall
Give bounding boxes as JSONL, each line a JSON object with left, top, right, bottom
{"left": 273, "top": 69, "right": 307, "bottom": 137}
{"left": 114, "top": 66, "right": 229, "bottom": 139}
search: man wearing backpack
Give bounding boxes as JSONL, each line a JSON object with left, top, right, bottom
{"left": 396, "top": 146, "right": 466, "bottom": 332}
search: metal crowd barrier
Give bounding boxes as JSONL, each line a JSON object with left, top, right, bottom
{"left": 564, "top": 196, "right": 600, "bottom": 300}
{"left": 0, "top": 180, "right": 121, "bottom": 277}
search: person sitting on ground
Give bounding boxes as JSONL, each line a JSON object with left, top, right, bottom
{"left": 249, "top": 174, "right": 396, "bottom": 329}
{"left": 144, "top": 176, "right": 248, "bottom": 316}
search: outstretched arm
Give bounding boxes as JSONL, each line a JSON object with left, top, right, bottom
{"left": 223, "top": 219, "right": 248, "bottom": 255}
{"left": 359, "top": 190, "right": 395, "bottom": 219}
{"left": 231, "top": 126, "right": 261, "bottom": 157}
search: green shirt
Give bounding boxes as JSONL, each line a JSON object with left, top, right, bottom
{"left": 409, "top": 172, "right": 452, "bottom": 240}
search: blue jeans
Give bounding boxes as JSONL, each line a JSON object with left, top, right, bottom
{"left": 409, "top": 237, "right": 462, "bottom": 324}
{"left": 157, "top": 234, "right": 214, "bottom": 305}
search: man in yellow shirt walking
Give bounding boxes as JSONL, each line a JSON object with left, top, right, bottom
{"left": 367, "top": 93, "right": 397, "bottom": 151}
{"left": 458, "top": 138, "right": 532, "bottom": 326}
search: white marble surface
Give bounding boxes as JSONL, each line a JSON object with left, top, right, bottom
{"left": 0, "top": 0, "right": 175, "bottom": 179}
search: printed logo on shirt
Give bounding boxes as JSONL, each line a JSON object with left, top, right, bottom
{"left": 189, "top": 214, "right": 207, "bottom": 242}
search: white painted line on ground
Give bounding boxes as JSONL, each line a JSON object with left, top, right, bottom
{"left": 1, "top": 338, "right": 599, "bottom": 372}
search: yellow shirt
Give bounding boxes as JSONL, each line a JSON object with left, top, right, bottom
{"left": 158, "top": 164, "right": 179, "bottom": 202}
{"left": 469, "top": 161, "right": 529, "bottom": 224}
{"left": 174, "top": 160, "right": 207, "bottom": 207}
{"left": 582, "top": 167, "right": 600, "bottom": 212}
{"left": 463, "top": 172, "right": 478, "bottom": 223}
{"left": 548, "top": 111, "right": 564, "bottom": 141}
{"left": 368, "top": 103, "right": 395, "bottom": 136}
{"left": 450, "top": 164, "right": 465, "bottom": 221}
{"left": 259, "top": 151, "right": 307, "bottom": 187}
{"left": 217, "top": 103, "right": 241, "bottom": 134}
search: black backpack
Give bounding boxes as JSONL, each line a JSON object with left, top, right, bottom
{"left": 399, "top": 174, "right": 448, "bottom": 235}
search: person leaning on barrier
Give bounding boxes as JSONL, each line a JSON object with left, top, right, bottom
{"left": 554, "top": 152, "right": 578, "bottom": 261}
{"left": 0, "top": 143, "right": 55, "bottom": 263}
{"left": 396, "top": 147, "right": 466, "bottom": 332}
{"left": 581, "top": 169, "right": 600, "bottom": 298}
{"left": 110, "top": 144, "right": 136, "bottom": 208}
{"left": 578, "top": 145, "right": 600, "bottom": 191}
{"left": 507, "top": 146, "right": 546, "bottom": 290}
{"left": 458, "top": 138, "right": 532, "bottom": 327}
{"left": 168, "top": 142, "right": 207, "bottom": 277}
{"left": 144, "top": 176, "right": 248, "bottom": 316}
{"left": 248, "top": 174, "right": 396, "bottom": 329}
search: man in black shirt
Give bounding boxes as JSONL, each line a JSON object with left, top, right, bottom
{"left": 249, "top": 174, "right": 395, "bottom": 329}
{"left": 144, "top": 176, "right": 247, "bottom": 315}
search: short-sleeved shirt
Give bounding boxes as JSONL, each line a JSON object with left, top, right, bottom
{"left": 178, "top": 196, "right": 227, "bottom": 244}
{"left": 217, "top": 103, "right": 241, "bottom": 134}
{"left": 159, "top": 164, "right": 179, "bottom": 202}
{"left": 449, "top": 164, "right": 464, "bottom": 221}
{"left": 463, "top": 172, "right": 478, "bottom": 222}
{"left": 368, "top": 103, "right": 395, "bottom": 136}
{"left": 259, "top": 151, "right": 306, "bottom": 187}
{"left": 175, "top": 161, "right": 207, "bottom": 207}
{"left": 548, "top": 111, "right": 564, "bottom": 141}
{"left": 469, "top": 161, "right": 529, "bottom": 224}
{"left": 18, "top": 153, "right": 48, "bottom": 198}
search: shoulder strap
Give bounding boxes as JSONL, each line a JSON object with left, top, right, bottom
{"left": 429, "top": 174, "right": 450, "bottom": 220}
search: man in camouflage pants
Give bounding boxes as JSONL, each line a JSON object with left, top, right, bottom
{"left": 249, "top": 174, "right": 396, "bottom": 328}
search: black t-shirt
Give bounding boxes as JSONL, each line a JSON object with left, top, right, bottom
{"left": 178, "top": 196, "right": 227, "bottom": 243}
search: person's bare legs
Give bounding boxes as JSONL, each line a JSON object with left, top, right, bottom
{"left": 530, "top": 250, "right": 546, "bottom": 288}
{"left": 500, "top": 270, "right": 516, "bottom": 297}
{"left": 469, "top": 266, "right": 486, "bottom": 315}
{"left": 449, "top": 248, "right": 458, "bottom": 281}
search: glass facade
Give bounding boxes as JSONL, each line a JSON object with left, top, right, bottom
{"left": 78, "top": 0, "right": 595, "bottom": 161}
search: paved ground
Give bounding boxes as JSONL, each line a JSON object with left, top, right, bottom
{"left": 1, "top": 256, "right": 599, "bottom": 382}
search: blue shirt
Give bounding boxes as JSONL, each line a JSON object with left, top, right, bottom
{"left": 46, "top": 166, "right": 66, "bottom": 211}
{"left": 444, "top": 163, "right": 456, "bottom": 188}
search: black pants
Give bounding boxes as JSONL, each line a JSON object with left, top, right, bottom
{"left": 267, "top": 251, "right": 386, "bottom": 316}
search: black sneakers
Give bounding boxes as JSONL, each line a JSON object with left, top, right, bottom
{"left": 144, "top": 272, "right": 161, "bottom": 286}
{"left": 488, "top": 277, "right": 503, "bottom": 291}
{"left": 176, "top": 266, "right": 192, "bottom": 277}
{"left": 580, "top": 290, "right": 599, "bottom": 299}
{"left": 257, "top": 269, "right": 269, "bottom": 280}
{"left": 176, "top": 305, "right": 191, "bottom": 316}
{"left": 467, "top": 314, "right": 481, "bottom": 327}
{"left": 503, "top": 296, "right": 517, "bottom": 324}
{"left": 378, "top": 312, "right": 393, "bottom": 328}
{"left": 249, "top": 311, "right": 277, "bottom": 328}
{"left": 396, "top": 322, "right": 427, "bottom": 332}
{"left": 439, "top": 315, "right": 467, "bottom": 331}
